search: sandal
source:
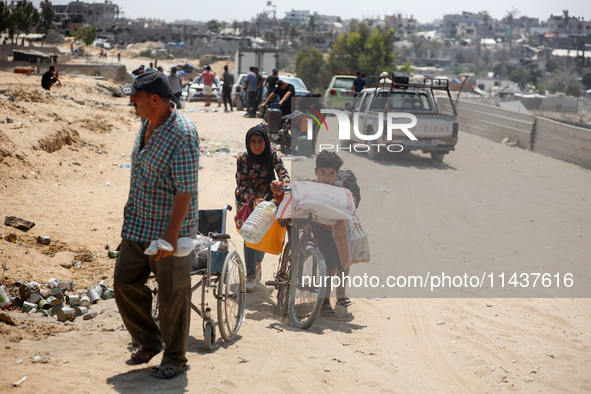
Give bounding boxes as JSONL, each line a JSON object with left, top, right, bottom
{"left": 336, "top": 298, "right": 354, "bottom": 308}
{"left": 150, "top": 364, "right": 189, "bottom": 379}
{"left": 125, "top": 346, "right": 159, "bottom": 365}
{"left": 321, "top": 303, "right": 339, "bottom": 317}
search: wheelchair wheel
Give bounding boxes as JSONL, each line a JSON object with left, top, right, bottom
{"left": 276, "top": 241, "right": 291, "bottom": 319}
{"left": 204, "top": 321, "right": 215, "bottom": 351}
{"left": 288, "top": 244, "right": 327, "bottom": 329}
{"left": 217, "top": 252, "right": 246, "bottom": 342}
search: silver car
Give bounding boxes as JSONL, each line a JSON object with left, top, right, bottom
{"left": 186, "top": 76, "right": 221, "bottom": 103}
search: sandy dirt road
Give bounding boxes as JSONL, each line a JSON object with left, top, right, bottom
{"left": 0, "top": 71, "right": 590, "bottom": 392}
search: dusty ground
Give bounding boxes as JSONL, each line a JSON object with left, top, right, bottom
{"left": 0, "top": 57, "right": 590, "bottom": 393}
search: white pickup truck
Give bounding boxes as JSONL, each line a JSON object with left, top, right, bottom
{"left": 344, "top": 73, "right": 459, "bottom": 162}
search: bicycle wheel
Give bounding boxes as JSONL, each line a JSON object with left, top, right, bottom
{"left": 288, "top": 244, "right": 327, "bottom": 329}
{"left": 276, "top": 241, "right": 291, "bottom": 319}
{"left": 217, "top": 252, "right": 246, "bottom": 342}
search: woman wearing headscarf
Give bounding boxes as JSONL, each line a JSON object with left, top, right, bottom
{"left": 235, "top": 125, "right": 290, "bottom": 291}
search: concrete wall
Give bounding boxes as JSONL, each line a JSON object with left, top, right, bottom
{"left": 437, "top": 98, "right": 591, "bottom": 169}
{"left": 438, "top": 99, "right": 535, "bottom": 150}
{"left": 0, "top": 62, "right": 129, "bottom": 83}
{"left": 532, "top": 117, "right": 591, "bottom": 168}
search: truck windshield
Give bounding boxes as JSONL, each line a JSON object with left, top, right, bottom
{"left": 370, "top": 91, "right": 434, "bottom": 113}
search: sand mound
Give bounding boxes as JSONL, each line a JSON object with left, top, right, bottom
{"left": 7, "top": 89, "right": 55, "bottom": 104}
{"left": 35, "top": 126, "right": 79, "bottom": 153}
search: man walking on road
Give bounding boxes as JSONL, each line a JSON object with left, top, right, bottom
{"left": 244, "top": 66, "right": 260, "bottom": 117}
{"left": 116, "top": 70, "right": 199, "bottom": 380}
{"left": 221, "top": 65, "right": 234, "bottom": 112}
{"left": 197, "top": 65, "right": 217, "bottom": 107}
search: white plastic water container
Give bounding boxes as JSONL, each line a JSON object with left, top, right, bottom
{"left": 240, "top": 200, "right": 277, "bottom": 244}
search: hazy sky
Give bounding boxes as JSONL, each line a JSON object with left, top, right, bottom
{"left": 36, "top": 0, "right": 590, "bottom": 25}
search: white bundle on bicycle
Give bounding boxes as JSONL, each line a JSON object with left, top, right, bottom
{"left": 277, "top": 181, "right": 370, "bottom": 266}
{"left": 277, "top": 180, "right": 356, "bottom": 226}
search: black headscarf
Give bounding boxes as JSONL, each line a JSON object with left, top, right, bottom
{"left": 245, "top": 124, "right": 276, "bottom": 186}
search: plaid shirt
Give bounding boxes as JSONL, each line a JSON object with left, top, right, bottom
{"left": 122, "top": 110, "right": 199, "bottom": 242}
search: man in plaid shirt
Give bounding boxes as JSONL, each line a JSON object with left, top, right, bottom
{"left": 115, "top": 71, "right": 199, "bottom": 379}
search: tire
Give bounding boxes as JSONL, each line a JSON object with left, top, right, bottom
{"left": 276, "top": 241, "right": 291, "bottom": 320}
{"left": 288, "top": 245, "right": 327, "bottom": 330}
{"left": 368, "top": 146, "right": 383, "bottom": 160}
{"left": 279, "top": 127, "right": 291, "bottom": 154}
{"left": 204, "top": 321, "right": 215, "bottom": 351}
{"left": 430, "top": 152, "right": 446, "bottom": 162}
{"left": 217, "top": 252, "right": 246, "bottom": 342}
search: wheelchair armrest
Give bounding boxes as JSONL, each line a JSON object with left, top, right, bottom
{"left": 209, "top": 232, "right": 231, "bottom": 240}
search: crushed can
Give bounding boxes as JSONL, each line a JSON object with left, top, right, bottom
{"left": 57, "top": 307, "right": 76, "bottom": 322}
{"left": 21, "top": 301, "right": 36, "bottom": 313}
{"left": 0, "top": 288, "right": 12, "bottom": 310}
{"left": 57, "top": 280, "right": 74, "bottom": 291}
{"left": 98, "top": 281, "right": 109, "bottom": 290}
{"left": 13, "top": 280, "right": 26, "bottom": 288}
{"left": 11, "top": 297, "right": 23, "bottom": 309}
{"left": 108, "top": 250, "right": 119, "bottom": 259}
{"left": 50, "top": 287, "right": 64, "bottom": 302}
{"left": 87, "top": 288, "right": 100, "bottom": 304}
{"left": 40, "top": 288, "right": 51, "bottom": 298}
{"left": 4, "top": 233, "right": 17, "bottom": 243}
{"left": 66, "top": 295, "right": 80, "bottom": 306}
{"left": 101, "top": 288, "right": 114, "bottom": 300}
{"left": 28, "top": 292, "right": 42, "bottom": 304}
{"left": 49, "top": 305, "right": 63, "bottom": 316}
{"left": 74, "top": 306, "right": 88, "bottom": 316}
{"left": 38, "top": 299, "right": 50, "bottom": 310}
{"left": 46, "top": 296, "right": 62, "bottom": 306}
{"left": 80, "top": 294, "right": 91, "bottom": 307}
{"left": 37, "top": 236, "right": 51, "bottom": 245}
{"left": 93, "top": 285, "right": 104, "bottom": 297}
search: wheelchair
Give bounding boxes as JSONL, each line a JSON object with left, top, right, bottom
{"left": 150, "top": 204, "right": 246, "bottom": 351}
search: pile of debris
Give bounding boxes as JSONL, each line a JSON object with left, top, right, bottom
{"left": 0, "top": 278, "right": 114, "bottom": 322}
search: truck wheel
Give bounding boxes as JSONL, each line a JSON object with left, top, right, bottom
{"left": 430, "top": 152, "right": 446, "bottom": 162}
{"left": 340, "top": 139, "right": 351, "bottom": 149}
{"left": 368, "top": 146, "right": 383, "bottom": 160}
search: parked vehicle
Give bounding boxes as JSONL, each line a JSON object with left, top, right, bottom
{"left": 344, "top": 72, "right": 459, "bottom": 162}
{"left": 324, "top": 75, "right": 355, "bottom": 109}
{"left": 186, "top": 76, "right": 222, "bottom": 104}
{"left": 231, "top": 73, "right": 248, "bottom": 111}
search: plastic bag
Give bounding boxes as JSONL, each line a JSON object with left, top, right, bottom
{"left": 144, "top": 237, "right": 199, "bottom": 257}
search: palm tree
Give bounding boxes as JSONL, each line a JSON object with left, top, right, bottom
{"left": 505, "top": 7, "right": 520, "bottom": 48}
{"left": 480, "top": 11, "right": 491, "bottom": 45}
{"left": 13, "top": 0, "right": 40, "bottom": 46}
{"left": 562, "top": 9, "right": 570, "bottom": 36}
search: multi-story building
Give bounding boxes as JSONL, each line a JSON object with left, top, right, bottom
{"left": 386, "top": 14, "right": 418, "bottom": 36}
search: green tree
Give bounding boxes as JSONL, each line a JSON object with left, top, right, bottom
{"left": 480, "top": 10, "right": 491, "bottom": 42}
{"left": 562, "top": 9, "right": 570, "bottom": 35}
{"left": 39, "top": 0, "right": 55, "bottom": 33}
{"left": 295, "top": 47, "right": 331, "bottom": 93}
{"left": 327, "top": 24, "right": 395, "bottom": 77}
{"left": 75, "top": 25, "right": 97, "bottom": 46}
{"left": 206, "top": 19, "right": 221, "bottom": 34}
{"left": 13, "top": 0, "right": 40, "bottom": 45}
{"left": 0, "top": 2, "right": 12, "bottom": 39}
{"left": 505, "top": 7, "right": 519, "bottom": 48}
{"left": 547, "top": 71, "right": 582, "bottom": 96}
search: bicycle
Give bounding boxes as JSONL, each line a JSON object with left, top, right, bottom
{"left": 266, "top": 209, "right": 327, "bottom": 330}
